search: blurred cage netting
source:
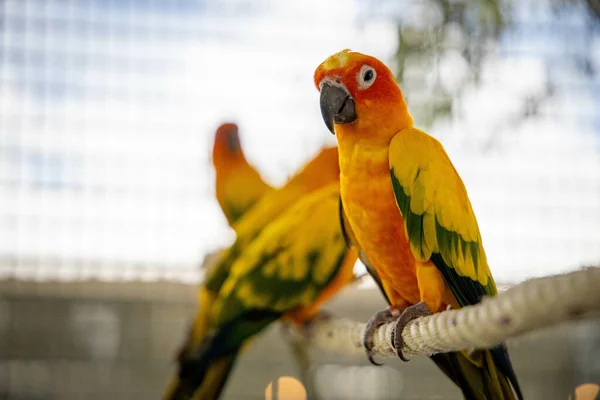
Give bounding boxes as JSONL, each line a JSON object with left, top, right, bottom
{"left": 0, "top": 0, "right": 599, "bottom": 399}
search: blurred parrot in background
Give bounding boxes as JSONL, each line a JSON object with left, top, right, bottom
{"left": 164, "top": 146, "right": 342, "bottom": 399}
{"left": 165, "top": 183, "right": 358, "bottom": 399}
{"left": 315, "top": 49, "right": 523, "bottom": 400}
{"left": 212, "top": 122, "right": 274, "bottom": 228}
{"left": 200, "top": 145, "right": 341, "bottom": 313}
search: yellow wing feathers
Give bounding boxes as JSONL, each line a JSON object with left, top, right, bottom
{"left": 389, "top": 128, "right": 494, "bottom": 292}
{"left": 213, "top": 183, "right": 354, "bottom": 326}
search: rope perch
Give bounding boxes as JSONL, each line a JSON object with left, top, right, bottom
{"left": 298, "top": 267, "right": 600, "bottom": 359}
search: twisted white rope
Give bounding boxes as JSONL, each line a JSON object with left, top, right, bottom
{"left": 300, "top": 267, "right": 600, "bottom": 359}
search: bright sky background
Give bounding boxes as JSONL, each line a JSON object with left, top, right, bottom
{"left": 0, "top": 0, "right": 599, "bottom": 283}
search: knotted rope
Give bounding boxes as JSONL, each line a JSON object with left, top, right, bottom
{"left": 300, "top": 267, "right": 600, "bottom": 359}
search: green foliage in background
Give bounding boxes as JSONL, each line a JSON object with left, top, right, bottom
{"left": 393, "top": 0, "right": 599, "bottom": 130}
{"left": 393, "top": 0, "right": 507, "bottom": 128}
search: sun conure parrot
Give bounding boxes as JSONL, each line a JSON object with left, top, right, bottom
{"left": 212, "top": 122, "right": 274, "bottom": 228}
{"left": 202, "top": 145, "right": 341, "bottom": 305}
{"left": 315, "top": 49, "right": 523, "bottom": 400}
{"left": 167, "top": 183, "right": 358, "bottom": 400}
{"left": 164, "top": 146, "right": 342, "bottom": 399}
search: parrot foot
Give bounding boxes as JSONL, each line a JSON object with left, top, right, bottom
{"left": 363, "top": 307, "right": 400, "bottom": 366}
{"left": 392, "top": 301, "right": 431, "bottom": 362}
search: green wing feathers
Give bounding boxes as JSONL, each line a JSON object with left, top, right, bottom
{"left": 205, "top": 182, "right": 319, "bottom": 297}
{"left": 389, "top": 128, "right": 522, "bottom": 400}
{"left": 214, "top": 184, "right": 348, "bottom": 327}
{"left": 389, "top": 128, "right": 496, "bottom": 300}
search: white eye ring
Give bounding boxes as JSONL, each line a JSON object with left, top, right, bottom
{"left": 357, "top": 65, "right": 377, "bottom": 90}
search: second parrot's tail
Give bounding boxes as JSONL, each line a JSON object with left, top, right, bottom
{"left": 175, "top": 288, "right": 215, "bottom": 363}
{"left": 162, "top": 351, "right": 239, "bottom": 400}
{"left": 430, "top": 347, "right": 523, "bottom": 400}
{"left": 162, "top": 287, "right": 224, "bottom": 400}
{"left": 162, "top": 350, "right": 239, "bottom": 400}
{"left": 165, "top": 310, "right": 281, "bottom": 400}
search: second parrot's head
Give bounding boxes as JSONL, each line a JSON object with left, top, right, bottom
{"left": 213, "top": 122, "right": 246, "bottom": 167}
{"left": 214, "top": 122, "right": 241, "bottom": 153}
{"left": 314, "top": 49, "right": 413, "bottom": 139}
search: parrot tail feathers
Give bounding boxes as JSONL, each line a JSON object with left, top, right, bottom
{"left": 162, "top": 377, "right": 184, "bottom": 400}
{"left": 191, "top": 353, "right": 238, "bottom": 400}
{"left": 165, "top": 310, "right": 281, "bottom": 400}
{"left": 430, "top": 349, "right": 522, "bottom": 400}
{"left": 490, "top": 344, "right": 524, "bottom": 400}
{"left": 175, "top": 288, "right": 216, "bottom": 363}
{"left": 162, "top": 351, "right": 239, "bottom": 400}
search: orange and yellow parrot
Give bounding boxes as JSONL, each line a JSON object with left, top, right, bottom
{"left": 203, "top": 145, "right": 341, "bottom": 302}
{"left": 164, "top": 146, "right": 342, "bottom": 399}
{"left": 167, "top": 183, "right": 358, "bottom": 399}
{"left": 212, "top": 122, "right": 274, "bottom": 228}
{"left": 315, "top": 49, "right": 523, "bottom": 400}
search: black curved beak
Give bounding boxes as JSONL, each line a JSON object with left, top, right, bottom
{"left": 320, "top": 82, "right": 357, "bottom": 135}
{"left": 226, "top": 131, "right": 240, "bottom": 153}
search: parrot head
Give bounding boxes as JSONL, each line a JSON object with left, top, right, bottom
{"left": 212, "top": 122, "right": 245, "bottom": 167}
{"left": 314, "top": 49, "right": 413, "bottom": 139}
{"left": 214, "top": 122, "right": 241, "bottom": 154}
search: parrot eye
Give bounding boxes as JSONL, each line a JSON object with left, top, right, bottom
{"left": 358, "top": 65, "right": 377, "bottom": 90}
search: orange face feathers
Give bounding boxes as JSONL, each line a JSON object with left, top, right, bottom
{"left": 314, "top": 50, "right": 413, "bottom": 138}
{"left": 314, "top": 50, "right": 401, "bottom": 103}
